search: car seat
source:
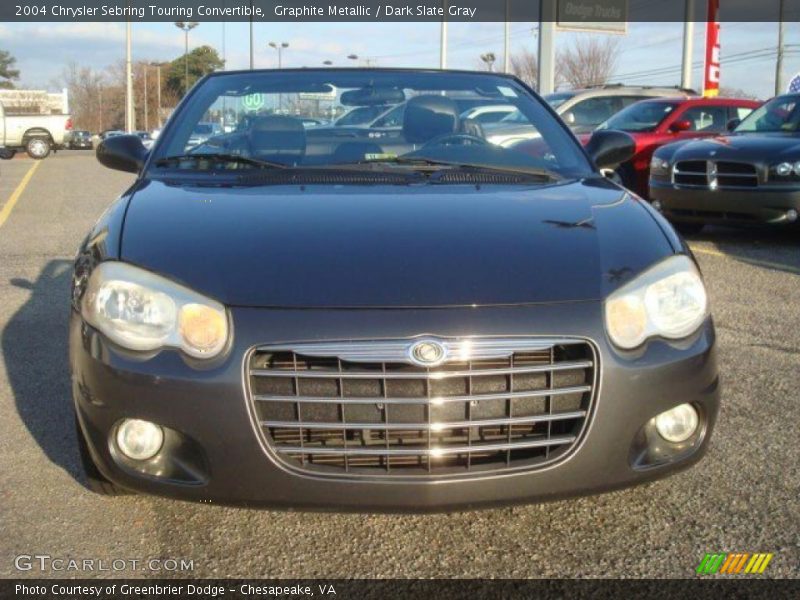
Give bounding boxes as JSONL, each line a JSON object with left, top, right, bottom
{"left": 248, "top": 116, "right": 306, "bottom": 165}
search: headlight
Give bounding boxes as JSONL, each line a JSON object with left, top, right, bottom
{"left": 81, "top": 262, "right": 229, "bottom": 359}
{"left": 649, "top": 156, "right": 670, "bottom": 174}
{"left": 605, "top": 255, "right": 708, "bottom": 349}
{"left": 775, "top": 162, "right": 793, "bottom": 177}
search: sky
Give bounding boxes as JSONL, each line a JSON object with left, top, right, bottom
{"left": 1, "top": 20, "right": 798, "bottom": 99}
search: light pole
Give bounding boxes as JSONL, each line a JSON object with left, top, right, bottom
{"left": 269, "top": 41, "right": 289, "bottom": 68}
{"left": 151, "top": 62, "right": 163, "bottom": 128}
{"left": 480, "top": 52, "right": 496, "bottom": 72}
{"left": 125, "top": 20, "right": 134, "bottom": 132}
{"left": 143, "top": 65, "right": 149, "bottom": 131}
{"left": 175, "top": 21, "right": 199, "bottom": 95}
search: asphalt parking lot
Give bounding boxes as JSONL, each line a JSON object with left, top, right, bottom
{"left": 0, "top": 150, "right": 797, "bottom": 579}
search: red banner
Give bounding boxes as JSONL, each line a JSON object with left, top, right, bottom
{"left": 704, "top": 0, "right": 720, "bottom": 97}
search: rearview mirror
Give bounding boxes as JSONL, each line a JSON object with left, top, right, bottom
{"left": 669, "top": 119, "right": 692, "bottom": 133}
{"left": 585, "top": 130, "right": 635, "bottom": 171}
{"left": 96, "top": 135, "right": 148, "bottom": 173}
{"left": 726, "top": 118, "right": 741, "bottom": 132}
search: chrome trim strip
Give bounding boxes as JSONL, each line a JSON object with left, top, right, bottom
{"left": 254, "top": 385, "right": 591, "bottom": 405}
{"left": 262, "top": 411, "right": 587, "bottom": 431}
{"left": 250, "top": 359, "right": 593, "bottom": 380}
{"left": 254, "top": 336, "right": 581, "bottom": 366}
{"left": 275, "top": 436, "right": 577, "bottom": 456}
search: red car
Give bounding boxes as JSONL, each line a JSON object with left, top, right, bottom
{"left": 514, "top": 96, "right": 761, "bottom": 198}
{"left": 585, "top": 96, "right": 761, "bottom": 197}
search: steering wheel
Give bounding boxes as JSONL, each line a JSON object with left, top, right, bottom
{"left": 421, "top": 133, "right": 490, "bottom": 149}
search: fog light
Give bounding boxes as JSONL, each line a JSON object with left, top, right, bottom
{"left": 116, "top": 419, "right": 164, "bottom": 460}
{"left": 786, "top": 209, "right": 798, "bottom": 223}
{"left": 654, "top": 404, "right": 699, "bottom": 443}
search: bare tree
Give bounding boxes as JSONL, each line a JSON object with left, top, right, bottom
{"left": 559, "top": 37, "right": 621, "bottom": 89}
{"left": 510, "top": 48, "right": 539, "bottom": 88}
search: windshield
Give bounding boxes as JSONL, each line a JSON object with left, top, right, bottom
{"left": 151, "top": 70, "right": 594, "bottom": 179}
{"left": 599, "top": 101, "right": 677, "bottom": 132}
{"left": 544, "top": 92, "right": 576, "bottom": 109}
{"left": 735, "top": 95, "right": 800, "bottom": 133}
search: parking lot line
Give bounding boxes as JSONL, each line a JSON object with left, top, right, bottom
{"left": 0, "top": 160, "right": 41, "bottom": 230}
{"left": 691, "top": 244, "right": 800, "bottom": 276}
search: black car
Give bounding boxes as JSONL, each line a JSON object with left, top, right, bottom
{"left": 650, "top": 93, "right": 800, "bottom": 231}
{"left": 73, "top": 69, "right": 718, "bottom": 511}
{"left": 68, "top": 130, "right": 94, "bottom": 150}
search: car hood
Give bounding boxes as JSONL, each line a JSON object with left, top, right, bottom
{"left": 120, "top": 178, "right": 673, "bottom": 308}
{"left": 666, "top": 132, "right": 800, "bottom": 161}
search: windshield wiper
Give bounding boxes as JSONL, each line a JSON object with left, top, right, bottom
{"left": 336, "top": 156, "right": 563, "bottom": 181}
{"left": 154, "top": 153, "right": 288, "bottom": 170}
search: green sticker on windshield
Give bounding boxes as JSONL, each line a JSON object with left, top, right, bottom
{"left": 242, "top": 93, "right": 265, "bottom": 112}
{"left": 365, "top": 153, "right": 397, "bottom": 161}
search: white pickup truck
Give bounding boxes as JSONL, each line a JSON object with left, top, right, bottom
{"left": 0, "top": 100, "right": 73, "bottom": 159}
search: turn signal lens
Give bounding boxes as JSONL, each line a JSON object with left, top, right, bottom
{"left": 179, "top": 303, "right": 228, "bottom": 357}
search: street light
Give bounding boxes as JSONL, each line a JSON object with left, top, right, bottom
{"left": 268, "top": 41, "right": 289, "bottom": 68}
{"left": 175, "top": 21, "right": 199, "bottom": 94}
{"left": 480, "top": 52, "right": 496, "bottom": 72}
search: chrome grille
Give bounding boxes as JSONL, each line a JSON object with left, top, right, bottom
{"left": 246, "top": 338, "right": 596, "bottom": 479}
{"left": 673, "top": 160, "right": 758, "bottom": 189}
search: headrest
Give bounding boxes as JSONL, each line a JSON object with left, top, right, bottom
{"left": 248, "top": 116, "right": 306, "bottom": 164}
{"left": 403, "top": 95, "right": 460, "bottom": 144}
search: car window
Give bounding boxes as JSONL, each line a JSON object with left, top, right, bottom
{"left": 475, "top": 111, "right": 509, "bottom": 124}
{"left": 734, "top": 106, "right": 755, "bottom": 121}
{"left": 598, "top": 101, "right": 677, "bottom": 132}
{"left": 371, "top": 104, "right": 405, "bottom": 128}
{"left": 568, "top": 97, "right": 622, "bottom": 128}
{"left": 678, "top": 106, "right": 730, "bottom": 132}
{"left": 736, "top": 96, "right": 800, "bottom": 132}
{"left": 335, "top": 105, "right": 388, "bottom": 126}
{"left": 619, "top": 96, "right": 648, "bottom": 108}
{"left": 151, "top": 70, "right": 595, "bottom": 179}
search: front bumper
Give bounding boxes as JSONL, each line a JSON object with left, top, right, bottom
{"left": 70, "top": 302, "right": 719, "bottom": 511}
{"left": 649, "top": 179, "right": 800, "bottom": 225}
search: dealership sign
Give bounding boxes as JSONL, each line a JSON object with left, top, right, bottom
{"left": 556, "top": 0, "right": 628, "bottom": 34}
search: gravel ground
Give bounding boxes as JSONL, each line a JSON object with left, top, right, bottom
{"left": 0, "top": 151, "right": 797, "bottom": 579}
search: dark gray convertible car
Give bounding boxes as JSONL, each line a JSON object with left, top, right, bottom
{"left": 71, "top": 69, "right": 718, "bottom": 510}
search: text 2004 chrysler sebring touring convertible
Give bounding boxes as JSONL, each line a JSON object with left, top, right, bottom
{"left": 71, "top": 69, "right": 718, "bottom": 510}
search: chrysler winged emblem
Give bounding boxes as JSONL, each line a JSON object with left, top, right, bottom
{"left": 408, "top": 340, "right": 447, "bottom": 366}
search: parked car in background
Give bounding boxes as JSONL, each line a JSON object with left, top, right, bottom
{"left": 589, "top": 96, "right": 760, "bottom": 197}
{"left": 485, "top": 85, "right": 696, "bottom": 148}
{"left": 187, "top": 122, "right": 222, "bottom": 148}
{"left": 133, "top": 130, "right": 155, "bottom": 150}
{"left": 77, "top": 68, "right": 718, "bottom": 510}
{"left": 67, "top": 130, "right": 94, "bottom": 150}
{"left": 650, "top": 93, "right": 800, "bottom": 232}
{"left": 333, "top": 105, "right": 394, "bottom": 127}
{"left": 544, "top": 85, "right": 698, "bottom": 134}
{"left": 0, "top": 100, "right": 73, "bottom": 159}
{"left": 100, "top": 130, "right": 125, "bottom": 141}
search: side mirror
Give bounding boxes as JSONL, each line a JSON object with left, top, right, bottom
{"left": 96, "top": 134, "right": 148, "bottom": 173}
{"left": 585, "top": 130, "right": 635, "bottom": 170}
{"left": 564, "top": 111, "right": 576, "bottom": 125}
{"left": 669, "top": 119, "right": 693, "bottom": 133}
{"left": 726, "top": 118, "right": 741, "bottom": 132}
